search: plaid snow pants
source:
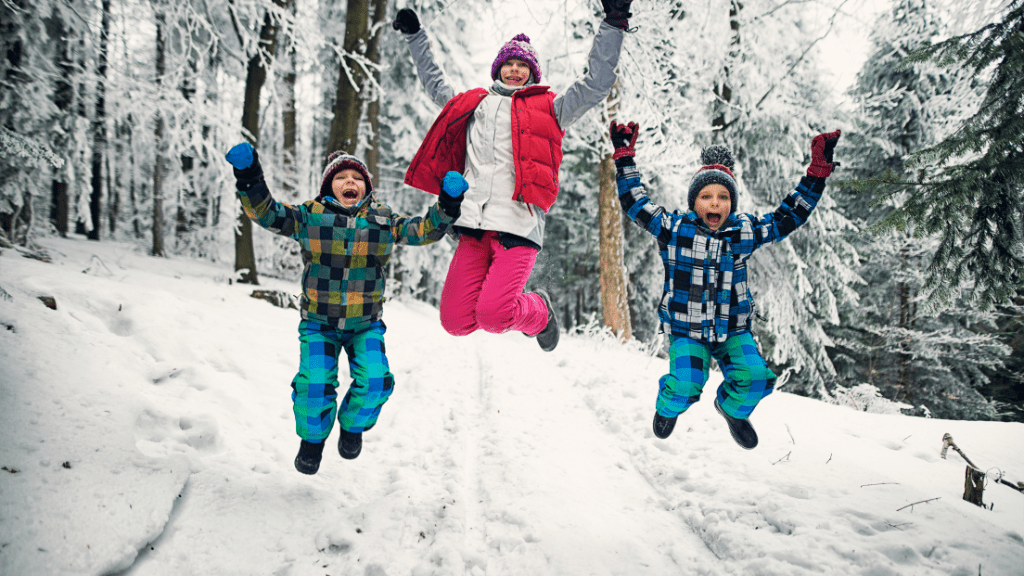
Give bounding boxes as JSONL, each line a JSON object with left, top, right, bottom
{"left": 291, "top": 319, "right": 394, "bottom": 441}
{"left": 657, "top": 331, "right": 776, "bottom": 420}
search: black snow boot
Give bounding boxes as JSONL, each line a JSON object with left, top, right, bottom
{"left": 534, "top": 289, "right": 559, "bottom": 352}
{"left": 714, "top": 398, "right": 758, "bottom": 450}
{"left": 294, "top": 440, "right": 325, "bottom": 475}
{"left": 338, "top": 429, "right": 362, "bottom": 460}
{"left": 653, "top": 412, "right": 677, "bottom": 439}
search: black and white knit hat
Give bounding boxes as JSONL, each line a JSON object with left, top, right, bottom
{"left": 687, "top": 145, "right": 738, "bottom": 213}
{"left": 319, "top": 151, "right": 373, "bottom": 197}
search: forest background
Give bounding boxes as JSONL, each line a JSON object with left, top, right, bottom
{"left": 1, "top": 0, "right": 1021, "bottom": 421}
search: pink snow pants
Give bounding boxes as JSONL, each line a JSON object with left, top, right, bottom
{"left": 439, "top": 231, "right": 549, "bottom": 337}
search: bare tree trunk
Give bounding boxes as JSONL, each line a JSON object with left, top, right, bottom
{"left": 599, "top": 154, "right": 632, "bottom": 341}
{"left": 898, "top": 240, "right": 912, "bottom": 394}
{"left": 152, "top": 9, "right": 167, "bottom": 257}
{"left": 363, "top": 0, "right": 387, "bottom": 181}
{"left": 599, "top": 81, "right": 632, "bottom": 341}
{"left": 281, "top": 0, "right": 297, "bottom": 197}
{"left": 326, "top": 0, "right": 371, "bottom": 156}
{"left": 235, "top": 8, "right": 282, "bottom": 285}
{"left": 88, "top": 0, "right": 110, "bottom": 241}
{"left": 46, "top": 7, "right": 74, "bottom": 237}
{"left": 712, "top": 0, "right": 742, "bottom": 132}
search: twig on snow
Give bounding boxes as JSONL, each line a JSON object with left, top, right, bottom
{"left": 897, "top": 497, "right": 941, "bottom": 512}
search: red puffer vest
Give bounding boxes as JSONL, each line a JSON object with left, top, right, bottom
{"left": 404, "top": 86, "right": 565, "bottom": 213}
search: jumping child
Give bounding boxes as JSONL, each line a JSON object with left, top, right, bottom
{"left": 608, "top": 121, "right": 841, "bottom": 449}
{"left": 226, "top": 143, "right": 466, "bottom": 473}
{"left": 392, "top": 1, "right": 635, "bottom": 352}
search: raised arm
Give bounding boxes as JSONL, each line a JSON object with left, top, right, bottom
{"left": 393, "top": 9, "right": 456, "bottom": 108}
{"left": 749, "top": 130, "right": 841, "bottom": 248}
{"left": 392, "top": 171, "right": 466, "bottom": 246}
{"left": 552, "top": 20, "right": 625, "bottom": 130}
{"left": 609, "top": 121, "right": 679, "bottom": 242}
{"left": 225, "top": 143, "right": 303, "bottom": 238}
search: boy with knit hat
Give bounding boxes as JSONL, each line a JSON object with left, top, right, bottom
{"left": 392, "top": 2, "right": 633, "bottom": 352}
{"left": 225, "top": 143, "right": 466, "bottom": 473}
{"left": 608, "top": 121, "right": 842, "bottom": 449}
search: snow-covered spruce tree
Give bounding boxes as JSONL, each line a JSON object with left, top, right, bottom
{"left": 832, "top": 0, "right": 1009, "bottom": 420}
{"left": 0, "top": 0, "right": 76, "bottom": 247}
{"left": 868, "top": 0, "right": 1024, "bottom": 311}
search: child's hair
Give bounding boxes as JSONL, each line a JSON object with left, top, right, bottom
{"left": 687, "top": 145, "right": 738, "bottom": 212}
{"left": 320, "top": 151, "right": 373, "bottom": 197}
{"left": 491, "top": 33, "right": 542, "bottom": 83}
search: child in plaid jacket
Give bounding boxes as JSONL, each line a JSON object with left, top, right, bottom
{"left": 608, "top": 121, "right": 841, "bottom": 450}
{"left": 226, "top": 143, "right": 466, "bottom": 474}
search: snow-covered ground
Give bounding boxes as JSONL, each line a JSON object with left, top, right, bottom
{"left": 1, "top": 236, "right": 1022, "bottom": 576}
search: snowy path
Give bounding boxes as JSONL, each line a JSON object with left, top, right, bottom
{"left": 2, "top": 237, "right": 1023, "bottom": 576}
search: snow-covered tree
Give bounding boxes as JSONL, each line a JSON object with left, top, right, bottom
{"left": 869, "top": 0, "right": 1024, "bottom": 311}
{"left": 831, "top": 0, "right": 1010, "bottom": 420}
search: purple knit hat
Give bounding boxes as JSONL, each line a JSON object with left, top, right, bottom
{"left": 491, "top": 33, "right": 541, "bottom": 84}
{"left": 687, "top": 145, "right": 738, "bottom": 213}
{"left": 319, "top": 151, "right": 373, "bottom": 197}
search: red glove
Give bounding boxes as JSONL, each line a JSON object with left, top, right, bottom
{"left": 610, "top": 121, "right": 639, "bottom": 159}
{"left": 807, "top": 129, "right": 842, "bottom": 178}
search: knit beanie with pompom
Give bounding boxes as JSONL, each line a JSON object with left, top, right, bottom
{"left": 491, "top": 33, "right": 542, "bottom": 84}
{"left": 319, "top": 151, "right": 373, "bottom": 198}
{"left": 687, "top": 145, "right": 738, "bottom": 213}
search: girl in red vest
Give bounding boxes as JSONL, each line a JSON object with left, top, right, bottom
{"left": 392, "top": 2, "right": 633, "bottom": 352}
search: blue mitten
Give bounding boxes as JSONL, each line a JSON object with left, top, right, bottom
{"left": 442, "top": 171, "right": 468, "bottom": 197}
{"left": 225, "top": 143, "right": 254, "bottom": 170}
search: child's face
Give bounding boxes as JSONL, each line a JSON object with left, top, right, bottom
{"left": 694, "top": 184, "right": 732, "bottom": 231}
{"left": 331, "top": 169, "right": 367, "bottom": 207}
{"left": 499, "top": 59, "right": 531, "bottom": 87}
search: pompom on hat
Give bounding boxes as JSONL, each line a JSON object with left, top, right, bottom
{"left": 319, "top": 151, "right": 373, "bottom": 197}
{"left": 491, "top": 33, "right": 541, "bottom": 84}
{"left": 687, "top": 145, "right": 738, "bottom": 213}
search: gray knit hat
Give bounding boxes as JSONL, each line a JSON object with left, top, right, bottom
{"left": 687, "top": 145, "right": 738, "bottom": 213}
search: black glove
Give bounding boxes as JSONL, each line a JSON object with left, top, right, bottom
{"left": 807, "top": 129, "right": 842, "bottom": 178}
{"left": 610, "top": 120, "right": 639, "bottom": 159}
{"left": 392, "top": 8, "right": 421, "bottom": 34}
{"left": 601, "top": 0, "right": 633, "bottom": 30}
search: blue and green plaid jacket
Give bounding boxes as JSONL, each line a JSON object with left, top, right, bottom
{"left": 615, "top": 160, "right": 827, "bottom": 343}
{"left": 237, "top": 176, "right": 454, "bottom": 331}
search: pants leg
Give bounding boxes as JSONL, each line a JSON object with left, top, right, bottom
{"left": 712, "top": 332, "right": 776, "bottom": 419}
{"left": 337, "top": 321, "right": 395, "bottom": 433}
{"left": 656, "top": 335, "right": 711, "bottom": 418}
{"left": 439, "top": 234, "right": 492, "bottom": 336}
{"left": 291, "top": 320, "right": 342, "bottom": 442}
{"left": 475, "top": 233, "right": 547, "bottom": 335}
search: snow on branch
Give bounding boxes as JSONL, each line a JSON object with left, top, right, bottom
{"left": 0, "top": 128, "right": 65, "bottom": 169}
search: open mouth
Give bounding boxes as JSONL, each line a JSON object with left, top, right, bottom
{"left": 705, "top": 213, "right": 723, "bottom": 227}
{"left": 341, "top": 190, "right": 360, "bottom": 200}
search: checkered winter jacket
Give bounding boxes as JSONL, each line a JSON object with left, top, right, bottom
{"left": 236, "top": 175, "right": 455, "bottom": 331}
{"left": 615, "top": 159, "right": 827, "bottom": 343}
